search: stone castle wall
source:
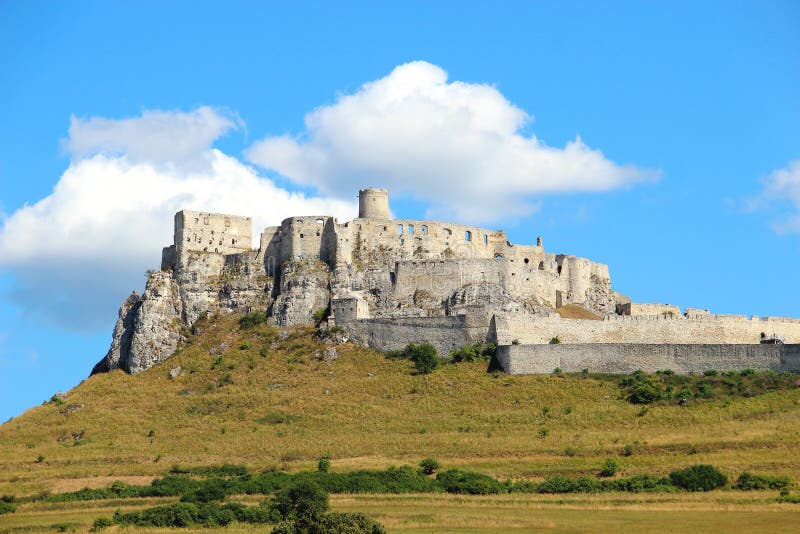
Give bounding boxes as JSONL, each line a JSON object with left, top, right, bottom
{"left": 344, "top": 313, "right": 493, "bottom": 358}
{"left": 175, "top": 210, "right": 252, "bottom": 255}
{"left": 494, "top": 313, "right": 800, "bottom": 345}
{"left": 496, "top": 343, "right": 800, "bottom": 374}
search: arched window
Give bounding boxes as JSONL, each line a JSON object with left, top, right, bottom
{"left": 465, "top": 230, "right": 472, "bottom": 242}
{"left": 420, "top": 225, "right": 428, "bottom": 235}
{"left": 538, "top": 261, "right": 545, "bottom": 270}
{"left": 494, "top": 253, "right": 504, "bottom": 260}
{"left": 524, "top": 258, "right": 529, "bottom": 264}
{"left": 483, "top": 234, "right": 488, "bottom": 244}
{"left": 409, "top": 224, "right": 415, "bottom": 235}
{"left": 316, "top": 218, "right": 324, "bottom": 224}
{"left": 397, "top": 224, "right": 404, "bottom": 234}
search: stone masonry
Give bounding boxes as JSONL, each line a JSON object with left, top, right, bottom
{"left": 92, "top": 188, "right": 800, "bottom": 375}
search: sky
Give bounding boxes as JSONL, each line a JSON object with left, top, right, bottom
{"left": 0, "top": 1, "right": 798, "bottom": 421}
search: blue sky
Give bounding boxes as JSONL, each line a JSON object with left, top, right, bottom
{"left": 1, "top": 1, "right": 798, "bottom": 421}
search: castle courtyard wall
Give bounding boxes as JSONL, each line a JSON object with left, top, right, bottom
{"left": 495, "top": 314, "right": 800, "bottom": 345}
{"left": 496, "top": 343, "right": 800, "bottom": 374}
{"left": 344, "top": 315, "right": 492, "bottom": 358}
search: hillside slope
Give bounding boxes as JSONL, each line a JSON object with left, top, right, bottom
{"left": 3, "top": 314, "right": 800, "bottom": 496}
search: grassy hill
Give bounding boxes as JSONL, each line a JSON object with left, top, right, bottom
{"left": 1, "top": 313, "right": 800, "bottom": 532}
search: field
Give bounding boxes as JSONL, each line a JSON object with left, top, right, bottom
{"left": 1, "top": 314, "right": 799, "bottom": 532}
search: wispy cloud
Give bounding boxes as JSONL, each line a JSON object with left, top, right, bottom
{"left": 750, "top": 160, "right": 800, "bottom": 233}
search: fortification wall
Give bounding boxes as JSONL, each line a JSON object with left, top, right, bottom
{"left": 496, "top": 343, "right": 800, "bottom": 374}
{"left": 343, "top": 314, "right": 491, "bottom": 358}
{"left": 618, "top": 302, "right": 682, "bottom": 316}
{"left": 175, "top": 210, "right": 251, "bottom": 254}
{"left": 495, "top": 314, "right": 800, "bottom": 345}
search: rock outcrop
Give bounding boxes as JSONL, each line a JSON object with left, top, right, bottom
{"left": 93, "top": 188, "right": 624, "bottom": 375}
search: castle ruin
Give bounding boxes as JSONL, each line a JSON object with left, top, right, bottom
{"left": 93, "top": 188, "right": 800, "bottom": 375}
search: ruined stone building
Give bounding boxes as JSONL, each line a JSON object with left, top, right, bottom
{"left": 93, "top": 188, "right": 800, "bottom": 376}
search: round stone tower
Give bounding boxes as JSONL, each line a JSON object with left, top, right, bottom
{"left": 358, "top": 188, "right": 390, "bottom": 219}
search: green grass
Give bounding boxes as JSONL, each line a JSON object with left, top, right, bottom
{"left": 1, "top": 313, "right": 799, "bottom": 531}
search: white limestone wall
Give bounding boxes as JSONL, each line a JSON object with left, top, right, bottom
{"left": 496, "top": 343, "right": 800, "bottom": 374}
{"left": 495, "top": 314, "right": 800, "bottom": 345}
{"left": 175, "top": 210, "right": 252, "bottom": 254}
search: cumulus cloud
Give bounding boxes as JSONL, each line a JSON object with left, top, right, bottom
{"left": 64, "top": 106, "right": 241, "bottom": 166}
{"left": 0, "top": 108, "right": 356, "bottom": 330}
{"left": 756, "top": 160, "right": 800, "bottom": 233}
{"left": 246, "top": 61, "right": 657, "bottom": 222}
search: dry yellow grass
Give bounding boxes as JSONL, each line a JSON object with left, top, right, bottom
{"left": 0, "top": 313, "right": 799, "bottom": 531}
{"left": 555, "top": 304, "right": 603, "bottom": 320}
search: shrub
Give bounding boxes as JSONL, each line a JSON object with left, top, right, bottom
{"left": 703, "top": 370, "right": 718, "bottom": 376}
{"left": 419, "top": 458, "right": 440, "bottom": 475}
{"left": 269, "top": 481, "right": 330, "bottom": 523}
{"left": 260, "top": 346, "right": 270, "bottom": 358}
{"left": 734, "top": 472, "right": 791, "bottom": 490}
{"left": 450, "top": 342, "right": 494, "bottom": 363}
{"left": 627, "top": 377, "right": 665, "bottom": 404}
{"left": 563, "top": 447, "right": 577, "bottom": 457}
{"left": 511, "top": 339, "right": 520, "bottom": 345}
{"left": 240, "top": 340, "right": 252, "bottom": 350}
{"left": 406, "top": 343, "right": 439, "bottom": 374}
{"left": 180, "top": 478, "right": 227, "bottom": 503}
{"left": 599, "top": 459, "right": 618, "bottom": 478}
{"left": 0, "top": 501, "right": 16, "bottom": 515}
{"left": 316, "top": 512, "right": 387, "bottom": 533}
{"left": 239, "top": 311, "right": 268, "bottom": 329}
{"left": 36, "top": 454, "right": 45, "bottom": 463}
{"left": 622, "top": 444, "right": 634, "bottom": 457}
{"left": 669, "top": 465, "right": 727, "bottom": 491}
{"left": 553, "top": 367, "right": 562, "bottom": 374}
{"left": 312, "top": 308, "right": 330, "bottom": 324}
{"left": 91, "top": 516, "right": 112, "bottom": 531}
{"left": 436, "top": 469, "right": 506, "bottom": 495}
{"left": 549, "top": 336, "right": 561, "bottom": 344}
{"left": 318, "top": 454, "right": 331, "bottom": 473}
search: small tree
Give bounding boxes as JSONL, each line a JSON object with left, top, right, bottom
{"left": 669, "top": 464, "right": 727, "bottom": 491}
{"left": 419, "top": 458, "right": 440, "bottom": 475}
{"left": 270, "top": 481, "right": 330, "bottom": 525}
{"left": 599, "top": 459, "right": 618, "bottom": 477}
{"left": 406, "top": 343, "right": 439, "bottom": 374}
{"left": 318, "top": 453, "right": 331, "bottom": 473}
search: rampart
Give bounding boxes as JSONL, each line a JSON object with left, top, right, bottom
{"left": 494, "top": 313, "right": 800, "bottom": 345}
{"left": 175, "top": 210, "right": 252, "bottom": 254}
{"left": 344, "top": 314, "right": 492, "bottom": 358}
{"left": 496, "top": 343, "right": 800, "bottom": 374}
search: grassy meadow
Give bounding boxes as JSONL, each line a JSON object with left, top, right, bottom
{"left": 1, "top": 313, "right": 799, "bottom": 532}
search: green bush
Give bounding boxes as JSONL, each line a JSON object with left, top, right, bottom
{"left": 669, "top": 465, "right": 727, "bottom": 491}
{"left": 449, "top": 342, "right": 493, "bottom": 363}
{"left": 180, "top": 478, "right": 227, "bottom": 503}
{"left": 239, "top": 311, "right": 268, "bottom": 329}
{"left": 90, "top": 516, "right": 112, "bottom": 531}
{"left": 406, "top": 343, "right": 439, "bottom": 374}
{"left": 436, "top": 469, "right": 506, "bottom": 494}
{"left": 549, "top": 336, "right": 561, "bottom": 344}
{"left": 315, "top": 512, "right": 387, "bottom": 533}
{"left": 734, "top": 472, "right": 791, "bottom": 490}
{"left": 269, "top": 481, "right": 329, "bottom": 523}
{"left": 622, "top": 444, "right": 634, "bottom": 457}
{"left": 599, "top": 459, "right": 618, "bottom": 478}
{"left": 419, "top": 458, "right": 440, "bottom": 475}
{"left": 0, "top": 501, "right": 16, "bottom": 515}
{"left": 318, "top": 454, "right": 331, "bottom": 473}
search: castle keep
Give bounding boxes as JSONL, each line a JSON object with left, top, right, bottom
{"left": 93, "top": 188, "right": 800, "bottom": 375}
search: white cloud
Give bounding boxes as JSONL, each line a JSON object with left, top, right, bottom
{"left": 64, "top": 106, "right": 241, "bottom": 166}
{"left": 758, "top": 160, "right": 800, "bottom": 233}
{"left": 246, "top": 61, "right": 657, "bottom": 222}
{"left": 0, "top": 108, "right": 356, "bottom": 330}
